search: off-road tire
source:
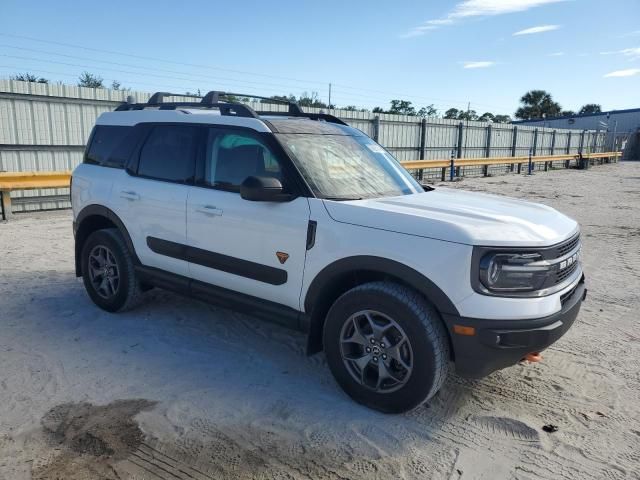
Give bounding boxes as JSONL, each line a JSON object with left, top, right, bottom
{"left": 81, "top": 228, "right": 142, "bottom": 312}
{"left": 323, "top": 281, "right": 450, "bottom": 413}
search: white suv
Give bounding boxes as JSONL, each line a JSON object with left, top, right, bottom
{"left": 71, "top": 92, "right": 586, "bottom": 413}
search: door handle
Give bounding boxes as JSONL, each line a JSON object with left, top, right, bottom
{"left": 196, "top": 205, "right": 223, "bottom": 216}
{"left": 120, "top": 190, "right": 140, "bottom": 201}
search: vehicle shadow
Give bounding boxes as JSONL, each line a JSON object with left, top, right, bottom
{"left": 1, "top": 270, "right": 508, "bottom": 479}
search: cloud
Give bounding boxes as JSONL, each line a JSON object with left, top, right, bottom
{"left": 400, "top": 25, "right": 439, "bottom": 38}
{"left": 426, "top": 19, "right": 455, "bottom": 26}
{"left": 604, "top": 68, "right": 640, "bottom": 78}
{"left": 548, "top": 51, "right": 565, "bottom": 56}
{"left": 462, "top": 61, "right": 496, "bottom": 68}
{"left": 620, "top": 30, "right": 640, "bottom": 38}
{"left": 513, "top": 25, "right": 560, "bottom": 35}
{"left": 452, "top": 0, "right": 565, "bottom": 17}
{"left": 401, "top": 0, "right": 565, "bottom": 38}
{"left": 600, "top": 47, "right": 640, "bottom": 59}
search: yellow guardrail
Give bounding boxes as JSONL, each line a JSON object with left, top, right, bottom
{"left": 0, "top": 151, "right": 622, "bottom": 220}
{"left": 400, "top": 151, "right": 622, "bottom": 170}
{"left": 0, "top": 171, "right": 71, "bottom": 220}
{"left": 0, "top": 171, "right": 72, "bottom": 190}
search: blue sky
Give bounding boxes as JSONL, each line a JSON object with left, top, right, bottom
{"left": 1, "top": 0, "right": 639, "bottom": 117}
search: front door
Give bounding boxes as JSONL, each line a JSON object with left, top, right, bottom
{"left": 186, "top": 127, "right": 310, "bottom": 310}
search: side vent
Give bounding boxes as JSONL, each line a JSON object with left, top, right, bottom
{"left": 306, "top": 221, "right": 317, "bottom": 250}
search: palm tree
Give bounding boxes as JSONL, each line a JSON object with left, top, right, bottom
{"left": 578, "top": 104, "right": 602, "bottom": 114}
{"left": 515, "top": 90, "right": 562, "bottom": 120}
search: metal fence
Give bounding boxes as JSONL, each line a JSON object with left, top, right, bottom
{"left": 0, "top": 79, "right": 606, "bottom": 212}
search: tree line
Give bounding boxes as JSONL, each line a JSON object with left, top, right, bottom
{"left": 513, "top": 90, "right": 601, "bottom": 119}
{"left": 9, "top": 72, "right": 602, "bottom": 122}
{"left": 254, "top": 90, "right": 601, "bottom": 123}
{"left": 11, "top": 71, "right": 128, "bottom": 91}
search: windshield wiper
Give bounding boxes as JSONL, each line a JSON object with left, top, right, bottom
{"left": 323, "top": 196, "right": 364, "bottom": 201}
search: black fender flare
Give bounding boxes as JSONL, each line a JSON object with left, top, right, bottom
{"left": 74, "top": 204, "right": 138, "bottom": 276}
{"left": 303, "top": 255, "right": 460, "bottom": 353}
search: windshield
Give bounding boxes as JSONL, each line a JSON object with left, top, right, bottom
{"left": 276, "top": 133, "right": 423, "bottom": 200}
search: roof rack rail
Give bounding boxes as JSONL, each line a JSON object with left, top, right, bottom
{"left": 204, "top": 91, "right": 305, "bottom": 115}
{"left": 204, "top": 91, "right": 347, "bottom": 126}
{"left": 257, "top": 110, "right": 348, "bottom": 126}
{"left": 148, "top": 91, "right": 201, "bottom": 103}
{"left": 115, "top": 91, "right": 260, "bottom": 119}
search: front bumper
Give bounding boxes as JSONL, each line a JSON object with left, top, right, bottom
{"left": 443, "top": 275, "right": 586, "bottom": 378}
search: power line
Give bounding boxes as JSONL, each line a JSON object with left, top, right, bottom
{"left": 0, "top": 64, "right": 510, "bottom": 121}
{"left": 0, "top": 63, "right": 501, "bottom": 115}
{"left": 0, "top": 53, "right": 326, "bottom": 97}
{"left": 331, "top": 82, "right": 509, "bottom": 111}
{"left": 0, "top": 64, "right": 239, "bottom": 95}
{"left": 328, "top": 94, "right": 454, "bottom": 112}
{"left": 0, "top": 53, "right": 481, "bottom": 110}
{"left": 0, "top": 32, "right": 514, "bottom": 113}
{"left": 0, "top": 46, "right": 329, "bottom": 96}
{"left": 0, "top": 33, "right": 328, "bottom": 87}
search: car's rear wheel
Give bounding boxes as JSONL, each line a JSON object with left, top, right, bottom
{"left": 323, "top": 281, "right": 450, "bottom": 413}
{"left": 81, "top": 228, "right": 142, "bottom": 312}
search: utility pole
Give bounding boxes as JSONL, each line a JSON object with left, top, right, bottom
{"left": 328, "top": 83, "right": 332, "bottom": 111}
{"left": 463, "top": 101, "right": 470, "bottom": 158}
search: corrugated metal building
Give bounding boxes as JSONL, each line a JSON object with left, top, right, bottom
{"left": 0, "top": 80, "right": 607, "bottom": 212}
{"left": 513, "top": 108, "right": 640, "bottom": 159}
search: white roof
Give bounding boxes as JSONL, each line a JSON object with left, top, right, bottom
{"left": 96, "top": 109, "right": 272, "bottom": 132}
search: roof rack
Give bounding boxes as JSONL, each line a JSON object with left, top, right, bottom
{"left": 115, "top": 90, "right": 348, "bottom": 125}
{"left": 257, "top": 110, "right": 348, "bottom": 126}
{"left": 115, "top": 91, "right": 260, "bottom": 119}
{"left": 213, "top": 92, "right": 305, "bottom": 115}
{"left": 217, "top": 92, "right": 347, "bottom": 125}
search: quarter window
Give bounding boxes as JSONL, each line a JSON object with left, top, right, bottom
{"left": 137, "top": 125, "right": 198, "bottom": 183}
{"left": 84, "top": 125, "right": 131, "bottom": 167}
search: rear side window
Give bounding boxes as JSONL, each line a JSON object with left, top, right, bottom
{"left": 84, "top": 126, "right": 131, "bottom": 167}
{"left": 137, "top": 125, "right": 199, "bottom": 183}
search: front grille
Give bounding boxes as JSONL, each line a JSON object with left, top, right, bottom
{"left": 551, "top": 234, "right": 581, "bottom": 285}
{"left": 556, "top": 234, "right": 580, "bottom": 257}
{"left": 555, "top": 261, "right": 579, "bottom": 284}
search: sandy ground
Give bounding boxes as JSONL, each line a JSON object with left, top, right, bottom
{"left": 0, "top": 162, "right": 639, "bottom": 480}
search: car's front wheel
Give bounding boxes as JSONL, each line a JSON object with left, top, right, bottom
{"left": 81, "top": 228, "right": 142, "bottom": 312}
{"left": 323, "top": 281, "right": 450, "bottom": 413}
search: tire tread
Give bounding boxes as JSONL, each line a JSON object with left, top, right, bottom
{"left": 83, "top": 228, "right": 143, "bottom": 312}
{"left": 336, "top": 281, "right": 450, "bottom": 405}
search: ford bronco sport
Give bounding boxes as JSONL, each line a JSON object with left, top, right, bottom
{"left": 71, "top": 92, "right": 586, "bottom": 413}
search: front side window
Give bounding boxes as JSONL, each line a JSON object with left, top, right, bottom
{"left": 203, "top": 130, "right": 283, "bottom": 191}
{"left": 276, "top": 133, "right": 422, "bottom": 200}
{"left": 137, "top": 125, "right": 198, "bottom": 183}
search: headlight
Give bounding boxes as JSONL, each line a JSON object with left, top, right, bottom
{"left": 479, "top": 252, "right": 551, "bottom": 292}
{"left": 472, "top": 234, "right": 582, "bottom": 297}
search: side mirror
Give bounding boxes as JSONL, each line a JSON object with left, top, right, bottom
{"left": 240, "top": 176, "right": 292, "bottom": 202}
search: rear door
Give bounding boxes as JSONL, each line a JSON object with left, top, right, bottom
{"left": 186, "top": 127, "right": 310, "bottom": 310}
{"left": 116, "top": 124, "right": 201, "bottom": 277}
